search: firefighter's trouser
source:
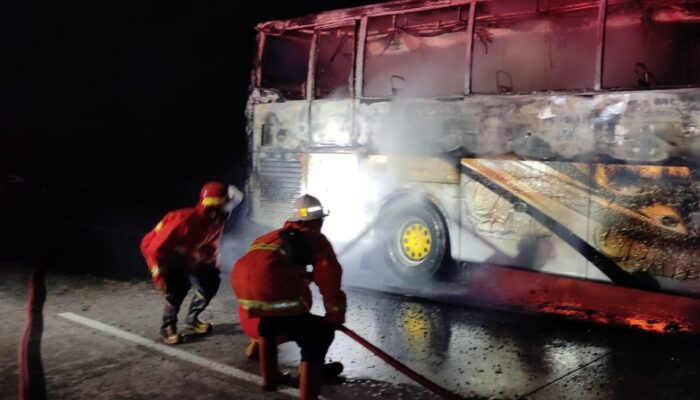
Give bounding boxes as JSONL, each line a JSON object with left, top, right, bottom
{"left": 258, "top": 313, "right": 334, "bottom": 362}
{"left": 161, "top": 264, "right": 220, "bottom": 336}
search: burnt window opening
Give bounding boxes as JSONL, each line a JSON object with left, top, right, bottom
{"left": 472, "top": 0, "right": 599, "bottom": 94}
{"left": 261, "top": 30, "right": 313, "bottom": 100}
{"left": 603, "top": 0, "right": 700, "bottom": 89}
{"left": 363, "top": 5, "right": 469, "bottom": 98}
{"left": 261, "top": 124, "right": 273, "bottom": 146}
{"left": 315, "top": 26, "right": 355, "bottom": 99}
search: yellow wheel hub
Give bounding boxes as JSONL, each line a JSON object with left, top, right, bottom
{"left": 401, "top": 221, "right": 432, "bottom": 262}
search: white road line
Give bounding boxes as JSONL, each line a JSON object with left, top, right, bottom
{"left": 57, "top": 312, "right": 299, "bottom": 398}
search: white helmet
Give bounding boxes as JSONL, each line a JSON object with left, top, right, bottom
{"left": 289, "top": 194, "right": 330, "bottom": 221}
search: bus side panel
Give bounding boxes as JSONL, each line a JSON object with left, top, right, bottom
{"left": 460, "top": 159, "right": 700, "bottom": 295}
{"left": 250, "top": 102, "right": 310, "bottom": 227}
{"left": 310, "top": 99, "right": 354, "bottom": 147}
{"left": 460, "top": 159, "right": 590, "bottom": 279}
{"left": 587, "top": 163, "right": 700, "bottom": 295}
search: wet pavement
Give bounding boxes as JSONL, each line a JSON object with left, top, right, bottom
{"left": 3, "top": 262, "right": 700, "bottom": 399}
{"left": 2, "top": 221, "right": 700, "bottom": 399}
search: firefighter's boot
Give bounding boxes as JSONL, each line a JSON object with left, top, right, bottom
{"left": 299, "top": 361, "right": 323, "bottom": 400}
{"left": 185, "top": 291, "right": 212, "bottom": 334}
{"left": 322, "top": 361, "right": 344, "bottom": 381}
{"left": 161, "top": 325, "right": 183, "bottom": 345}
{"left": 246, "top": 338, "right": 259, "bottom": 359}
{"left": 259, "top": 337, "right": 292, "bottom": 391}
{"left": 160, "top": 302, "right": 183, "bottom": 345}
{"left": 297, "top": 362, "right": 343, "bottom": 383}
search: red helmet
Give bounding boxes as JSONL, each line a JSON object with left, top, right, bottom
{"left": 198, "top": 182, "right": 243, "bottom": 212}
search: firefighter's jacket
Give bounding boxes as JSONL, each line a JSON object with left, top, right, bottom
{"left": 141, "top": 207, "right": 224, "bottom": 288}
{"left": 232, "top": 220, "right": 347, "bottom": 323}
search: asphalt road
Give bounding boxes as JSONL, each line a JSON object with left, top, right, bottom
{"left": 2, "top": 220, "right": 700, "bottom": 400}
{"left": 3, "top": 266, "right": 700, "bottom": 399}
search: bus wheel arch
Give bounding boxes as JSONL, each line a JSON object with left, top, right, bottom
{"left": 376, "top": 193, "right": 452, "bottom": 282}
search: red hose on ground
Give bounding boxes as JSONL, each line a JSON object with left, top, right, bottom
{"left": 339, "top": 325, "right": 463, "bottom": 400}
{"left": 18, "top": 257, "right": 52, "bottom": 400}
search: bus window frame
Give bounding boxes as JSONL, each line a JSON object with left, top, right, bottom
{"left": 256, "top": 29, "right": 316, "bottom": 100}
{"left": 310, "top": 22, "right": 360, "bottom": 149}
{"left": 359, "top": 2, "right": 474, "bottom": 99}
{"left": 311, "top": 22, "right": 359, "bottom": 100}
{"left": 253, "top": 0, "right": 700, "bottom": 100}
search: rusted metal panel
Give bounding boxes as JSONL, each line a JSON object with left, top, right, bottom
{"left": 254, "top": 32, "right": 265, "bottom": 87}
{"left": 355, "top": 16, "right": 368, "bottom": 98}
{"left": 364, "top": 155, "right": 460, "bottom": 184}
{"left": 355, "top": 89, "right": 700, "bottom": 163}
{"left": 307, "top": 33, "right": 319, "bottom": 101}
{"left": 248, "top": 96, "right": 310, "bottom": 227}
{"left": 464, "top": 0, "right": 477, "bottom": 94}
{"left": 249, "top": 151, "right": 307, "bottom": 227}
{"left": 256, "top": 0, "right": 471, "bottom": 34}
{"left": 249, "top": 88, "right": 700, "bottom": 179}
{"left": 251, "top": 99, "right": 310, "bottom": 152}
{"left": 594, "top": 0, "right": 608, "bottom": 90}
{"left": 310, "top": 99, "right": 355, "bottom": 146}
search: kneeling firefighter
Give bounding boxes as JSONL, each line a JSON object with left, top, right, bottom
{"left": 231, "top": 194, "right": 346, "bottom": 399}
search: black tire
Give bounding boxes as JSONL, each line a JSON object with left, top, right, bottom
{"left": 380, "top": 199, "right": 449, "bottom": 282}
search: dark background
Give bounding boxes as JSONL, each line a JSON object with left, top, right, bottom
{"left": 1, "top": 0, "right": 374, "bottom": 271}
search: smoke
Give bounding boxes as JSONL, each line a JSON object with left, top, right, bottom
{"left": 219, "top": 201, "right": 270, "bottom": 277}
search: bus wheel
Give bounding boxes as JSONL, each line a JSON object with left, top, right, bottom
{"left": 382, "top": 201, "right": 449, "bottom": 282}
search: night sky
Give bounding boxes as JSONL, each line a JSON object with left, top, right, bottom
{"left": 2, "top": 1, "right": 374, "bottom": 230}
{"left": 1, "top": 1, "right": 379, "bottom": 269}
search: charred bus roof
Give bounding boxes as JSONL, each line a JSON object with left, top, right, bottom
{"left": 256, "top": 0, "right": 700, "bottom": 34}
{"left": 256, "top": 0, "right": 470, "bottom": 33}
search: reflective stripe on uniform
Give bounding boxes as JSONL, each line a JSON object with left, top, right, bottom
{"left": 247, "top": 243, "right": 281, "bottom": 253}
{"left": 154, "top": 221, "right": 163, "bottom": 232}
{"left": 239, "top": 298, "right": 303, "bottom": 311}
{"left": 201, "top": 196, "right": 226, "bottom": 206}
{"left": 149, "top": 264, "right": 160, "bottom": 277}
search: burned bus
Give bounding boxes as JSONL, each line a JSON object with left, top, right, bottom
{"left": 245, "top": 0, "right": 700, "bottom": 297}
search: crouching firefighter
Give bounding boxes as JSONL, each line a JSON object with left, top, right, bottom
{"left": 141, "top": 182, "right": 243, "bottom": 344}
{"left": 231, "top": 194, "right": 346, "bottom": 399}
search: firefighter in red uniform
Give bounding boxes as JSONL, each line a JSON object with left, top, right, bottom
{"left": 141, "top": 182, "right": 243, "bottom": 344}
{"left": 232, "top": 194, "right": 346, "bottom": 400}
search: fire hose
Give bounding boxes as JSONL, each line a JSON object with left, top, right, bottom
{"left": 338, "top": 325, "right": 464, "bottom": 400}
{"left": 19, "top": 255, "right": 54, "bottom": 400}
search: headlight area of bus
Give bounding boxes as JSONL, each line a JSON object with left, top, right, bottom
{"left": 304, "top": 153, "right": 385, "bottom": 244}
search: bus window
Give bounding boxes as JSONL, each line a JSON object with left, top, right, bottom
{"left": 603, "top": 0, "right": 700, "bottom": 89}
{"left": 315, "top": 26, "right": 355, "bottom": 99}
{"left": 260, "top": 30, "right": 313, "bottom": 100}
{"left": 363, "top": 6, "right": 469, "bottom": 98}
{"left": 472, "top": 0, "right": 599, "bottom": 93}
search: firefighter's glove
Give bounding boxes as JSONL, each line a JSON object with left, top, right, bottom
{"left": 324, "top": 313, "right": 345, "bottom": 326}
